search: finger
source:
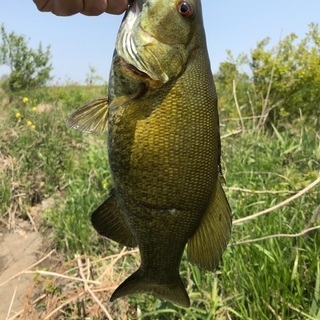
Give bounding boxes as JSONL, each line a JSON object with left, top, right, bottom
{"left": 33, "top": 0, "right": 130, "bottom": 16}
{"left": 80, "top": 0, "right": 108, "bottom": 16}
{"left": 104, "top": 0, "right": 129, "bottom": 15}
{"left": 34, "top": 0, "right": 85, "bottom": 16}
{"left": 52, "top": 0, "right": 84, "bottom": 16}
{"left": 33, "top": 0, "right": 52, "bottom": 12}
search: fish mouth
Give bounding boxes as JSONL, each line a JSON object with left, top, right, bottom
{"left": 116, "top": 0, "right": 169, "bottom": 83}
{"left": 120, "top": 57, "right": 151, "bottom": 79}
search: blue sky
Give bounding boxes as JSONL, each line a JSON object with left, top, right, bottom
{"left": 0, "top": 1, "right": 319, "bottom": 84}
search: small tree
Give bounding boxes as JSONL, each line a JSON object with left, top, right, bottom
{"left": 0, "top": 24, "right": 53, "bottom": 91}
{"left": 85, "top": 65, "right": 104, "bottom": 86}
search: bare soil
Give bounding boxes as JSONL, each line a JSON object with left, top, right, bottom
{"left": 0, "top": 227, "right": 42, "bottom": 319}
{"left": 0, "top": 196, "right": 55, "bottom": 319}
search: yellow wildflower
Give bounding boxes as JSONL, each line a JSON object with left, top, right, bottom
{"left": 31, "top": 125, "right": 36, "bottom": 129}
{"left": 32, "top": 106, "right": 37, "bottom": 111}
{"left": 23, "top": 97, "right": 29, "bottom": 103}
{"left": 27, "top": 120, "right": 32, "bottom": 126}
{"left": 16, "top": 112, "right": 21, "bottom": 118}
{"left": 279, "top": 107, "right": 289, "bottom": 117}
{"left": 102, "top": 179, "right": 109, "bottom": 190}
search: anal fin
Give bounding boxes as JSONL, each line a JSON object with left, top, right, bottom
{"left": 187, "top": 181, "right": 232, "bottom": 270}
{"left": 91, "top": 189, "right": 137, "bottom": 247}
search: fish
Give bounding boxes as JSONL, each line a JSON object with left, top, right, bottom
{"left": 67, "top": 0, "right": 232, "bottom": 308}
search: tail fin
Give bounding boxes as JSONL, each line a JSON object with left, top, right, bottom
{"left": 110, "top": 269, "right": 190, "bottom": 307}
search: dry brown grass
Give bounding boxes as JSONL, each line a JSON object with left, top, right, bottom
{"left": 4, "top": 247, "right": 139, "bottom": 320}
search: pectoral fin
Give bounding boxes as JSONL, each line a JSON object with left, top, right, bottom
{"left": 187, "top": 181, "right": 232, "bottom": 270}
{"left": 91, "top": 189, "right": 137, "bottom": 247}
{"left": 67, "top": 96, "right": 131, "bottom": 133}
{"left": 67, "top": 97, "right": 109, "bottom": 133}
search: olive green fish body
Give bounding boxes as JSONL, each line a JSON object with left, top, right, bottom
{"left": 67, "top": 0, "right": 232, "bottom": 307}
{"left": 108, "top": 57, "right": 219, "bottom": 212}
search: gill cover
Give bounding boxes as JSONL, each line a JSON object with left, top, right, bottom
{"left": 116, "top": 0, "right": 199, "bottom": 83}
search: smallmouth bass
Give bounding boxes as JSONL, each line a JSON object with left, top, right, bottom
{"left": 67, "top": 0, "right": 232, "bottom": 307}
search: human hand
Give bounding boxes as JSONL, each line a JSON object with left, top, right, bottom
{"left": 33, "top": 0, "right": 130, "bottom": 16}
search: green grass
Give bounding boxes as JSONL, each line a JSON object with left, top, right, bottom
{"left": 0, "top": 85, "right": 319, "bottom": 319}
{"left": 220, "top": 126, "right": 320, "bottom": 319}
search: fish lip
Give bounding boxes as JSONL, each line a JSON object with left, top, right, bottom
{"left": 116, "top": 2, "right": 145, "bottom": 73}
{"left": 127, "top": 0, "right": 143, "bottom": 12}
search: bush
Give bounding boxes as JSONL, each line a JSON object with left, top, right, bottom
{"left": 215, "top": 23, "right": 320, "bottom": 129}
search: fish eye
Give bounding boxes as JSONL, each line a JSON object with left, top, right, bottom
{"left": 178, "top": 1, "right": 193, "bottom": 18}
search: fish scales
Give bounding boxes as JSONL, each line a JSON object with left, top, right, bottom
{"left": 109, "top": 62, "right": 218, "bottom": 210}
{"left": 67, "top": 0, "right": 232, "bottom": 307}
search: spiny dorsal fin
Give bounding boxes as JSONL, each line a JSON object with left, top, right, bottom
{"left": 91, "top": 189, "right": 137, "bottom": 247}
{"left": 67, "top": 97, "right": 109, "bottom": 133}
{"left": 187, "top": 181, "right": 232, "bottom": 271}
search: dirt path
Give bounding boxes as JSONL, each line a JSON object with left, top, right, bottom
{"left": 0, "top": 229, "right": 42, "bottom": 319}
